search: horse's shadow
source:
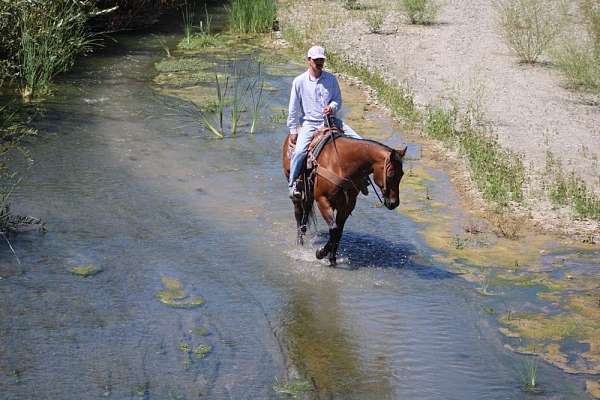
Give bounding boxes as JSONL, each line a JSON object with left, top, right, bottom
{"left": 311, "top": 230, "right": 456, "bottom": 280}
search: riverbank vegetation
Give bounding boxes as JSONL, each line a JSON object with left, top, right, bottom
{"left": 228, "top": 0, "right": 277, "bottom": 33}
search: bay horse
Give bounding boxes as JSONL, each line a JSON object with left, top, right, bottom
{"left": 282, "top": 130, "right": 406, "bottom": 265}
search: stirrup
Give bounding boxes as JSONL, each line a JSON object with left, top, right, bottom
{"left": 289, "top": 181, "right": 301, "bottom": 199}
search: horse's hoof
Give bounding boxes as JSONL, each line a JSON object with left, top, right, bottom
{"left": 316, "top": 247, "right": 327, "bottom": 260}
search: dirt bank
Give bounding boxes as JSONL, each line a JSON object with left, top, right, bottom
{"left": 277, "top": 0, "right": 600, "bottom": 241}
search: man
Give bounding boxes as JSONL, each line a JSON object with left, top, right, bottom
{"left": 286, "top": 45, "right": 364, "bottom": 199}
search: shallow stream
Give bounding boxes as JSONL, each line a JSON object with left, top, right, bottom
{"left": 0, "top": 27, "right": 597, "bottom": 399}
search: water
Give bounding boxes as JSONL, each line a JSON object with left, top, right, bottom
{"left": 0, "top": 32, "right": 592, "bottom": 399}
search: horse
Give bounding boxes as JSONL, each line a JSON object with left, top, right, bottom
{"left": 282, "top": 130, "right": 406, "bottom": 265}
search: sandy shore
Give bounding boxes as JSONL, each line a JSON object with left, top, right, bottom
{"left": 277, "top": 0, "right": 600, "bottom": 241}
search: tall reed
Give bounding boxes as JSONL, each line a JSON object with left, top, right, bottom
{"left": 228, "top": 0, "right": 276, "bottom": 33}
{"left": 17, "top": 0, "right": 96, "bottom": 99}
{"left": 181, "top": 0, "right": 196, "bottom": 47}
{"left": 198, "top": 62, "right": 265, "bottom": 138}
{"left": 248, "top": 64, "right": 264, "bottom": 135}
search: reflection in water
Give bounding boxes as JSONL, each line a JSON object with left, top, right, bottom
{"left": 282, "top": 284, "right": 393, "bottom": 399}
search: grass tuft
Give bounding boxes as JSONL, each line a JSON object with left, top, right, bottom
{"left": 367, "top": 10, "right": 385, "bottom": 33}
{"left": 400, "top": 0, "right": 441, "bottom": 25}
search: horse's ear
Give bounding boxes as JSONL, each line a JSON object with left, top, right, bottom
{"left": 398, "top": 146, "right": 407, "bottom": 158}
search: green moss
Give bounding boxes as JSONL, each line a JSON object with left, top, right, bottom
{"left": 157, "top": 276, "right": 204, "bottom": 308}
{"left": 161, "top": 276, "right": 182, "bottom": 290}
{"left": 273, "top": 378, "right": 312, "bottom": 397}
{"left": 178, "top": 342, "right": 211, "bottom": 359}
{"left": 193, "top": 327, "right": 210, "bottom": 336}
{"left": 153, "top": 70, "right": 229, "bottom": 87}
{"left": 69, "top": 264, "right": 101, "bottom": 277}
{"left": 501, "top": 312, "right": 580, "bottom": 341}
{"left": 177, "top": 33, "right": 224, "bottom": 50}
{"left": 192, "top": 344, "right": 211, "bottom": 358}
{"left": 157, "top": 292, "right": 204, "bottom": 308}
{"left": 154, "top": 58, "right": 214, "bottom": 73}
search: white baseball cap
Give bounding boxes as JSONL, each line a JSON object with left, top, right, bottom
{"left": 307, "top": 45, "right": 326, "bottom": 60}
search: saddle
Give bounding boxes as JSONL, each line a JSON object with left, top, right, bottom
{"left": 288, "top": 125, "right": 366, "bottom": 195}
{"left": 287, "top": 125, "right": 344, "bottom": 169}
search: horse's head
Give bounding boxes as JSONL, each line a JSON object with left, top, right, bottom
{"left": 376, "top": 146, "right": 407, "bottom": 210}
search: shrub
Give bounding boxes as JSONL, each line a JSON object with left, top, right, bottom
{"left": 367, "top": 10, "right": 385, "bottom": 33}
{"left": 228, "top": 0, "right": 276, "bottom": 33}
{"left": 495, "top": 0, "right": 564, "bottom": 63}
{"left": 400, "top": 0, "right": 440, "bottom": 25}
{"left": 344, "top": 0, "right": 366, "bottom": 10}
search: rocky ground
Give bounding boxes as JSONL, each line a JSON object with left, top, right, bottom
{"left": 277, "top": 0, "right": 600, "bottom": 241}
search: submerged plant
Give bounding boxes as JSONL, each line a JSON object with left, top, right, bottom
{"left": 273, "top": 377, "right": 312, "bottom": 398}
{"left": 248, "top": 63, "right": 264, "bottom": 134}
{"left": 196, "top": 61, "right": 266, "bottom": 137}
{"left": 70, "top": 264, "right": 102, "bottom": 277}
{"left": 519, "top": 355, "right": 542, "bottom": 393}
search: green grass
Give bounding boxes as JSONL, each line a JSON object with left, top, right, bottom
{"left": 17, "top": 0, "right": 96, "bottom": 99}
{"left": 546, "top": 151, "right": 600, "bottom": 220}
{"left": 400, "top": 0, "right": 440, "bottom": 25}
{"left": 228, "top": 0, "right": 276, "bottom": 33}
{"left": 424, "top": 104, "right": 524, "bottom": 206}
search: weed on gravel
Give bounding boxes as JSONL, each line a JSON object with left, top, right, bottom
{"left": 545, "top": 151, "right": 600, "bottom": 220}
{"left": 400, "top": 0, "right": 441, "bottom": 25}
{"left": 495, "top": 0, "right": 565, "bottom": 63}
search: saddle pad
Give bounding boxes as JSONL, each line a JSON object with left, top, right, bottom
{"left": 307, "top": 129, "right": 345, "bottom": 169}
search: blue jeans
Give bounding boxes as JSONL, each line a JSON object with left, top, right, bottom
{"left": 288, "top": 120, "right": 362, "bottom": 186}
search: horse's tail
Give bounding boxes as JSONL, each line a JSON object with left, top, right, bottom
{"left": 301, "top": 171, "right": 317, "bottom": 231}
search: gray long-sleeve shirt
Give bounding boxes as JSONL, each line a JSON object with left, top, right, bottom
{"left": 286, "top": 70, "right": 342, "bottom": 134}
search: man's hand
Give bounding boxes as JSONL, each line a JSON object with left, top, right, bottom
{"left": 322, "top": 105, "right": 333, "bottom": 116}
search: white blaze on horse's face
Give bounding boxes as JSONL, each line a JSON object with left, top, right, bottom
{"left": 383, "top": 147, "right": 406, "bottom": 210}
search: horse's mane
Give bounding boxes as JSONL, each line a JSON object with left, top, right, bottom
{"left": 339, "top": 137, "right": 394, "bottom": 152}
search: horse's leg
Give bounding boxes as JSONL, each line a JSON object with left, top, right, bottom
{"left": 315, "top": 196, "right": 336, "bottom": 262}
{"left": 328, "top": 197, "right": 355, "bottom": 265}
